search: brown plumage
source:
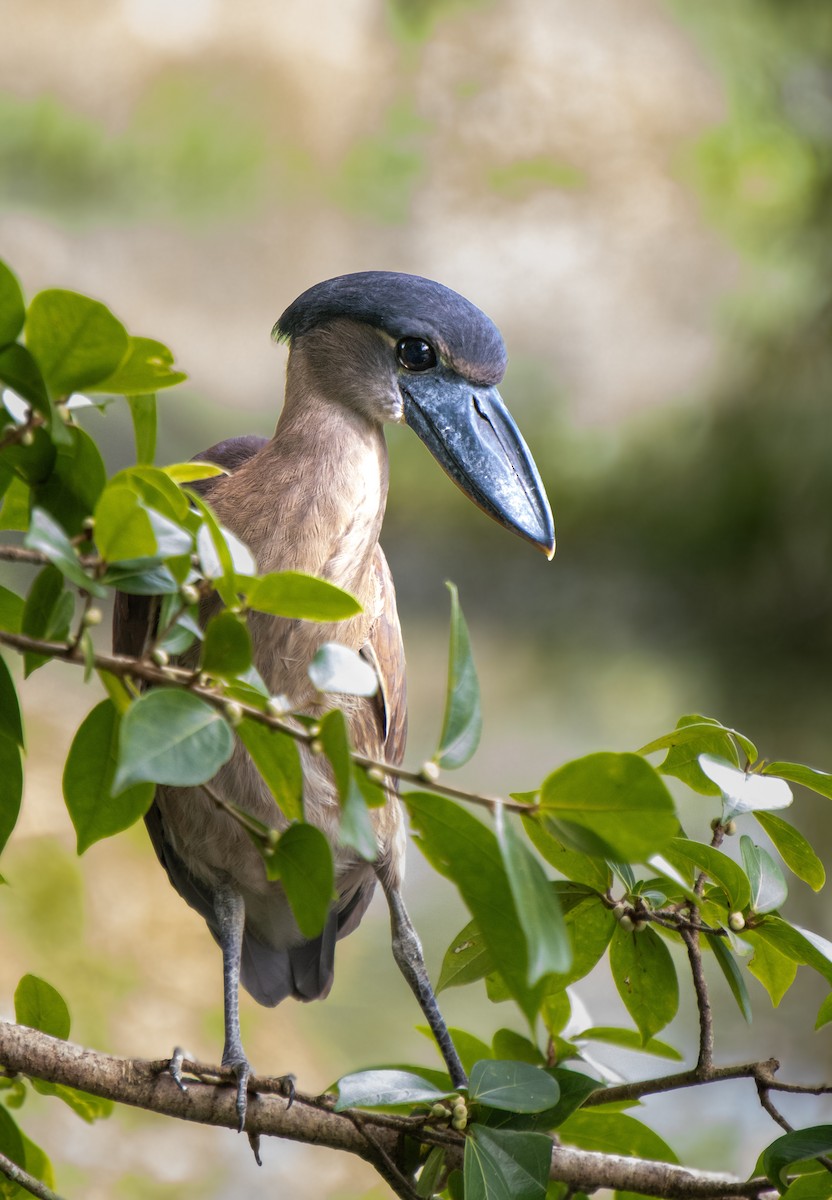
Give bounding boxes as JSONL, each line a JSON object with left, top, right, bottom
{"left": 114, "top": 274, "right": 554, "bottom": 1130}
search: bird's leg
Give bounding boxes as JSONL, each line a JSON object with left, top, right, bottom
{"left": 377, "top": 872, "right": 467, "bottom": 1090}
{"left": 213, "top": 881, "right": 251, "bottom": 1132}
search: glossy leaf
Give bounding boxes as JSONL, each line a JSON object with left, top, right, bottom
{"left": 494, "top": 805, "right": 571, "bottom": 981}
{"left": 14, "top": 973, "right": 70, "bottom": 1039}
{"left": 754, "top": 919, "right": 832, "bottom": 986}
{"left": 468, "top": 1060, "right": 559, "bottom": 1113}
{"left": 763, "top": 1126, "right": 832, "bottom": 1189}
{"left": 30, "top": 1078, "right": 113, "bottom": 1122}
{"left": 0, "top": 259, "right": 24, "bottom": 345}
{"left": 577, "top": 1026, "right": 683, "bottom": 1061}
{"left": 609, "top": 924, "right": 679, "bottom": 1042}
{"left": 21, "top": 565, "right": 74, "bottom": 675}
{"left": 113, "top": 689, "right": 234, "bottom": 791}
{"left": 190, "top": 492, "right": 246, "bottom": 607}
{"left": 422, "top": 1026, "right": 492, "bottom": 1075}
{"left": 63, "top": 701, "right": 155, "bottom": 853}
{"left": 522, "top": 815, "right": 611, "bottom": 892}
{"left": 270, "top": 823, "right": 334, "bottom": 938}
{"left": 437, "top": 919, "right": 494, "bottom": 992}
{"left": 668, "top": 837, "right": 751, "bottom": 911}
{"left": 464, "top": 1125, "right": 551, "bottom": 1200}
{"left": 246, "top": 570, "right": 360, "bottom": 621}
{"left": 406, "top": 792, "right": 540, "bottom": 1019}
{"left": 26, "top": 287, "right": 128, "bottom": 395}
{"left": 558, "top": 1109, "right": 678, "bottom": 1162}
{"left": 111, "top": 464, "right": 189, "bottom": 521}
{"left": 236, "top": 717, "right": 304, "bottom": 823}
{"left": 656, "top": 714, "right": 740, "bottom": 795}
{"left": 754, "top": 811, "right": 825, "bottom": 892}
{"left": 32, "top": 425, "right": 107, "bottom": 533}
{"left": 0, "top": 652, "right": 23, "bottom": 747}
{"left": 0, "top": 343, "right": 50, "bottom": 419}
{"left": 705, "top": 932, "right": 752, "bottom": 1022}
{"left": 334, "top": 1069, "right": 447, "bottom": 1110}
{"left": 164, "top": 461, "right": 227, "bottom": 484}
{"left": 309, "top": 641, "right": 378, "bottom": 696}
{"left": 0, "top": 585, "right": 24, "bottom": 634}
{"left": 202, "top": 610, "right": 252, "bottom": 678}
{"left": 699, "top": 755, "right": 792, "bottom": 817}
{"left": 435, "top": 582, "right": 481, "bottom": 768}
{"left": 539, "top": 753, "right": 677, "bottom": 861}
{"left": 127, "top": 393, "right": 156, "bottom": 463}
{"left": 0, "top": 732, "right": 23, "bottom": 856}
{"left": 491, "top": 1028, "right": 543, "bottom": 1066}
{"left": 743, "top": 931, "right": 798, "bottom": 1007}
{"left": 0, "top": 1104, "right": 25, "bottom": 1179}
{"left": 764, "top": 761, "right": 832, "bottom": 801}
{"left": 781, "top": 1172, "right": 832, "bottom": 1200}
{"left": 24, "top": 505, "right": 105, "bottom": 596}
{"left": 741, "top": 835, "right": 788, "bottom": 914}
{"left": 639, "top": 716, "right": 757, "bottom": 766}
{"left": 815, "top": 993, "right": 832, "bottom": 1031}
{"left": 90, "top": 336, "right": 186, "bottom": 394}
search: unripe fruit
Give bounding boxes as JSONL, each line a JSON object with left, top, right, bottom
{"left": 82, "top": 607, "right": 103, "bottom": 627}
{"left": 267, "top": 693, "right": 291, "bottom": 718}
{"left": 618, "top": 913, "right": 634, "bottom": 932}
{"left": 20, "top": 429, "right": 34, "bottom": 447}
{"left": 430, "top": 1103, "right": 449, "bottom": 1119}
{"left": 366, "top": 767, "right": 386, "bottom": 786}
{"left": 632, "top": 919, "right": 646, "bottom": 933}
{"left": 151, "top": 648, "right": 169, "bottom": 666}
{"left": 724, "top": 819, "right": 737, "bottom": 836}
{"left": 180, "top": 584, "right": 200, "bottom": 606}
{"left": 224, "top": 702, "right": 244, "bottom": 727}
{"left": 310, "top": 739, "right": 323, "bottom": 756}
{"left": 82, "top": 516, "right": 95, "bottom": 533}
{"left": 420, "top": 760, "right": 440, "bottom": 784}
{"left": 452, "top": 1115, "right": 467, "bottom": 1131}
{"left": 612, "top": 902, "right": 628, "bottom": 921}
{"left": 452, "top": 1102, "right": 467, "bottom": 1119}
{"left": 729, "top": 912, "right": 746, "bottom": 931}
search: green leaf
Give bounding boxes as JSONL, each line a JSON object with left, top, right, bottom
{"left": 24, "top": 505, "right": 105, "bottom": 595}
{"left": 110, "top": 465, "right": 190, "bottom": 522}
{"left": 435, "top": 582, "right": 481, "bottom": 769}
{"left": 656, "top": 714, "right": 740, "bottom": 795}
{"left": 334, "top": 1069, "right": 447, "bottom": 1111}
{"left": 754, "top": 811, "right": 825, "bottom": 892}
{"left": 14, "top": 974, "right": 70, "bottom": 1038}
{"left": 705, "top": 932, "right": 752, "bottom": 1022}
{"left": 236, "top": 717, "right": 304, "bottom": 823}
{"left": 31, "top": 424, "right": 107, "bottom": 534}
{"left": 202, "top": 611, "right": 252, "bottom": 678}
{"left": 21, "top": 565, "right": 74, "bottom": 675}
{"left": 0, "top": 1104, "right": 25, "bottom": 1181}
{"left": 668, "top": 837, "right": 751, "bottom": 911}
{"left": 764, "top": 761, "right": 832, "bottom": 802}
{"left": 558, "top": 1109, "right": 678, "bottom": 1162}
{"left": 26, "top": 288, "right": 129, "bottom": 395}
{"left": 763, "top": 1126, "right": 832, "bottom": 1189}
{"left": 416, "top": 1146, "right": 446, "bottom": 1198}
{"left": 542, "top": 1068, "right": 600, "bottom": 1127}
{"left": 423, "top": 1026, "right": 492, "bottom": 1075}
{"left": 491, "top": 1029, "right": 544, "bottom": 1066}
{"left": 164, "top": 461, "right": 227, "bottom": 484}
{"left": 547, "top": 890, "right": 617, "bottom": 990}
{"left": 0, "top": 653, "right": 23, "bottom": 746}
{"left": 464, "top": 1125, "right": 551, "bottom": 1200}
{"left": 577, "top": 1026, "right": 683, "bottom": 1061}
{"left": 741, "top": 835, "right": 788, "bottom": 915}
{"left": 539, "top": 753, "right": 677, "bottom": 861}
{"left": 90, "top": 336, "right": 186, "bottom": 395}
{"left": 0, "top": 585, "right": 25, "bottom": 633}
{"left": 94, "top": 484, "right": 191, "bottom": 563}
{"left": 0, "top": 732, "right": 23, "bottom": 857}
{"left": 468, "top": 1060, "right": 559, "bottom": 1113}
{"left": 816, "top": 993, "right": 832, "bottom": 1031}
{"left": 113, "top": 689, "right": 234, "bottom": 791}
{"left": 782, "top": 1172, "right": 832, "bottom": 1200}
{"left": 127, "top": 394, "right": 157, "bottom": 464}
{"left": 438, "top": 920, "right": 495, "bottom": 992}
{"left": 0, "top": 422, "right": 55, "bottom": 487}
{"left": 245, "top": 570, "right": 361, "bottom": 621}
{"left": 752, "top": 918, "right": 832, "bottom": 986}
{"left": 0, "top": 260, "right": 24, "bottom": 345}
{"left": 609, "top": 924, "right": 679, "bottom": 1042}
{"left": 63, "top": 701, "right": 155, "bottom": 853}
{"left": 20, "top": 1129, "right": 56, "bottom": 1191}
{"left": 522, "top": 815, "right": 611, "bottom": 892}
{"left": 699, "top": 755, "right": 793, "bottom": 817}
{"left": 0, "top": 342, "right": 50, "bottom": 419}
{"left": 29, "top": 1079, "right": 113, "bottom": 1122}
{"left": 269, "top": 822, "right": 334, "bottom": 938}
{"left": 405, "top": 792, "right": 541, "bottom": 1020}
{"left": 638, "top": 716, "right": 757, "bottom": 767}
{"left": 308, "top": 642, "right": 378, "bottom": 696}
{"left": 494, "top": 806, "right": 571, "bottom": 981}
{"left": 743, "top": 931, "right": 798, "bottom": 1007}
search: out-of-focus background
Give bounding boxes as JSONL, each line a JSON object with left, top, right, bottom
{"left": 2, "top": 0, "right": 832, "bottom": 1194}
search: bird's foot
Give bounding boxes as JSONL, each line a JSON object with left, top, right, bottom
{"left": 169, "top": 1046, "right": 189, "bottom": 1094}
{"left": 222, "top": 1052, "right": 251, "bottom": 1133}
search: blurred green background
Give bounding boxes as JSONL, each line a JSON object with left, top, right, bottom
{"left": 2, "top": 0, "right": 832, "bottom": 1194}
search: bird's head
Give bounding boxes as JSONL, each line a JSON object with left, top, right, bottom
{"left": 274, "top": 271, "right": 555, "bottom": 559}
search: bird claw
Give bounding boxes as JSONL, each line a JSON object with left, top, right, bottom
{"left": 169, "top": 1047, "right": 188, "bottom": 1094}
{"left": 222, "top": 1054, "right": 251, "bottom": 1133}
{"left": 280, "top": 1073, "right": 296, "bottom": 1109}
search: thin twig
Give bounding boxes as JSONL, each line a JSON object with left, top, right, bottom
{"left": 584, "top": 1060, "right": 780, "bottom": 1108}
{"left": 679, "top": 925, "right": 714, "bottom": 1075}
{"left": 0, "top": 1151, "right": 67, "bottom": 1200}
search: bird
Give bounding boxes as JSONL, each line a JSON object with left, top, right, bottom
{"left": 114, "top": 271, "right": 554, "bottom": 1132}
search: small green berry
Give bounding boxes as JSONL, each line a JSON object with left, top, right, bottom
{"left": 310, "top": 739, "right": 323, "bottom": 756}
{"left": 224, "top": 701, "right": 244, "bottom": 727}
{"left": 267, "top": 694, "right": 291, "bottom": 718}
{"left": 724, "top": 819, "right": 737, "bottom": 836}
{"left": 20, "top": 429, "right": 34, "bottom": 447}
{"left": 728, "top": 912, "right": 746, "bottom": 932}
{"left": 180, "top": 584, "right": 200, "bottom": 605}
{"left": 451, "top": 1115, "right": 467, "bottom": 1131}
{"left": 366, "top": 767, "right": 386, "bottom": 786}
{"left": 151, "top": 648, "right": 170, "bottom": 667}
{"left": 420, "top": 760, "right": 440, "bottom": 784}
{"left": 618, "top": 913, "right": 634, "bottom": 932}
{"left": 82, "top": 607, "right": 103, "bottom": 627}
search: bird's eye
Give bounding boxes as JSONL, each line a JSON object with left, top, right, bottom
{"left": 396, "top": 337, "right": 437, "bottom": 372}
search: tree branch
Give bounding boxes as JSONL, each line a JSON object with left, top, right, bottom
{"left": 0, "top": 1151, "right": 67, "bottom": 1200}
{"left": 0, "top": 1023, "right": 778, "bottom": 1199}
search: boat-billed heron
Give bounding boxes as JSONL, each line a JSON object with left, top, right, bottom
{"left": 114, "top": 271, "right": 554, "bottom": 1130}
